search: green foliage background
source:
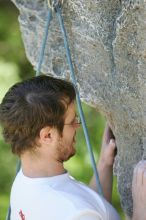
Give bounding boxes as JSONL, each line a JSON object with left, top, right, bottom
{"left": 0, "top": 1, "right": 124, "bottom": 219}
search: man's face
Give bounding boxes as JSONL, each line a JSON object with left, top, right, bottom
{"left": 56, "top": 101, "right": 80, "bottom": 162}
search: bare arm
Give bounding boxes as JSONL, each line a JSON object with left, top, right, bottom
{"left": 89, "top": 124, "right": 117, "bottom": 203}
{"left": 132, "top": 160, "right": 146, "bottom": 220}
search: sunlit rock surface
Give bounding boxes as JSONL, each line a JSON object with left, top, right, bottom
{"left": 11, "top": 0, "right": 146, "bottom": 218}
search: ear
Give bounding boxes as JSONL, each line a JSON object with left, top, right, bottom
{"left": 39, "top": 126, "right": 54, "bottom": 145}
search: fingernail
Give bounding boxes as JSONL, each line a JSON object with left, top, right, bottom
{"left": 110, "top": 139, "right": 115, "bottom": 144}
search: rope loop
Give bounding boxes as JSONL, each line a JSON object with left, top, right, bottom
{"left": 48, "top": 0, "right": 64, "bottom": 11}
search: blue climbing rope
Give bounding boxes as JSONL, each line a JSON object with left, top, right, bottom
{"left": 36, "top": 9, "right": 52, "bottom": 76}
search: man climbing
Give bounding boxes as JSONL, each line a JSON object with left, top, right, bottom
{"left": 0, "top": 75, "right": 146, "bottom": 220}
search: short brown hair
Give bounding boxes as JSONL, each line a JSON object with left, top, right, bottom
{"left": 0, "top": 75, "right": 76, "bottom": 155}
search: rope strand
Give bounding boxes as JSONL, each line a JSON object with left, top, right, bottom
{"left": 36, "top": 9, "right": 52, "bottom": 76}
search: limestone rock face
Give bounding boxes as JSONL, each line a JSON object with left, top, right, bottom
{"left": 11, "top": 0, "right": 146, "bottom": 218}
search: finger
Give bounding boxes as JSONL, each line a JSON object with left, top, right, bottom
{"left": 105, "top": 126, "right": 115, "bottom": 145}
{"left": 132, "top": 164, "right": 138, "bottom": 187}
{"left": 108, "top": 139, "right": 117, "bottom": 152}
{"left": 110, "top": 139, "right": 117, "bottom": 156}
{"left": 133, "top": 161, "right": 143, "bottom": 186}
{"left": 143, "top": 169, "right": 146, "bottom": 186}
{"left": 107, "top": 139, "right": 117, "bottom": 157}
{"left": 134, "top": 161, "right": 146, "bottom": 186}
{"left": 109, "top": 139, "right": 116, "bottom": 147}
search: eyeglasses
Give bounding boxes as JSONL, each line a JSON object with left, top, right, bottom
{"left": 64, "top": 115, "right": 81, "bottom": 126}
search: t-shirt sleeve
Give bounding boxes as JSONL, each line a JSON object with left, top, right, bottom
{"left": 71, "top": 209, "right": 103, "bottom": 220}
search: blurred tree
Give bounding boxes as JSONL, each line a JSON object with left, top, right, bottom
{"left": 0, "top": 0, "right": 34, "bottom": 80}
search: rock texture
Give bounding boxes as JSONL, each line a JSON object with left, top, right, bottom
{"left": 11, "top": 0, "right": 146, "bottom": 218}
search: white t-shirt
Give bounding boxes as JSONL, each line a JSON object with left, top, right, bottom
{"left": 10, "top": 170, "right": 121, "bottom": 220}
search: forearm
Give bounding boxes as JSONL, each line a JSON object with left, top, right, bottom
{"left": 89, "top": 125, "right": 116, "bottom": 203}
{"left": 132, "top": 201, "right": 146, "bottom": 220}
{"left": 131, "top": 160, "right": 146, "bottom": 220}
{"left": 132, "top": 212, "right": 146, "bottom": 220}
{"left": 89, "top": 160, "right": 113, "bottom": 203}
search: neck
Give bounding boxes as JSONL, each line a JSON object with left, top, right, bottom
{"left": 20, "top": 151, "right": 66, "bottom": 178}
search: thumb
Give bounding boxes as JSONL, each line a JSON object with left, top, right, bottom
{"left": 109, "top": 139, "right": 117, "bottom": 156}
{"left": 109, "top": 139, "right": 116, "bottom": 147}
